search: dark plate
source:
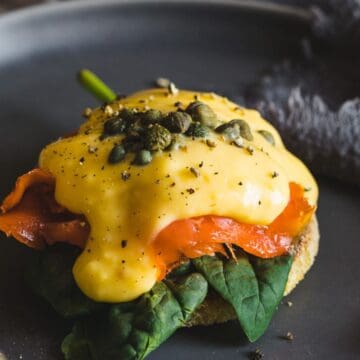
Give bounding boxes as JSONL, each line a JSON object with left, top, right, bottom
{"left": 0, "top": 1, "right": 359, "bottom": 359}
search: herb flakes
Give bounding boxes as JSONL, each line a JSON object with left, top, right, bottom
{"left": 190, "top": 167, "right": 200, "bottom": 177}
{"left": 168, "top": 82, "right": 179, "bottom": 95}
{"left": 82, "top": 107, "right": 93, "bottom": 118}
{"left": 246, "top": 146, "right": 254, "bottom": 155}
{"left": 284, "top": 331, "right": 294, "bottom": 341}
{"left": 104, "top": 105, "right": 114, "bottom": 116}
{"left": 88, "top": 145, "right": 97, "bottom": 154}
{"left": 121, "top": 171, "right": 131, "bottom": 181}
{"left": 155, "top": 77, "right": 171, "bottom": 88}
{"left": 206, "top": 139, "right": 217, "bottom": 148}
{"left": 249, "top": 349, "right": 264, "bottom": 360}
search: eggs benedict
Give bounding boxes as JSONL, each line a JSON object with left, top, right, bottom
{"left": 0, "top": 71, "right": 319, "bottom": 359}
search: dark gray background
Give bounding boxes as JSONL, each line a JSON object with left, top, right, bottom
{"left": 0, "top": 1, "right": 359, "bottom": 360}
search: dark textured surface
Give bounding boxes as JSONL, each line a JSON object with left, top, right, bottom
{"left": 246, "top": 56, "right": 360, "bottom": 185}
{"left": 244, "top": 0, "right": 360, "bottom": 186}
{"left": 311, "top": 0, "right": 360, "bottom": 46}
{"left": 0, "top": 0, "right": 45, "bottom": 12}
{"left": 0, "top": 1, "right": 359, "bottom": 360}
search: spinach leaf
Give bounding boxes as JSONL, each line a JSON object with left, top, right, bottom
{"left": 61, "top": 273, "right": 208, "bottom": 360}
{"left": 193, "top": 252, "right": 293, "bottom": 342}
{"left": 27, "top": 244, "right": 291, "bottom": 354}
{"left": 25, "top": 244, "right": 103, "bottom": 318}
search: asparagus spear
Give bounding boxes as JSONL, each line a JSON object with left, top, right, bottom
{"left": 77, "top": 69, "right": 117, "bottom": 103}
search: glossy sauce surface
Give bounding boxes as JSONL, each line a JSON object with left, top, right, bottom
{"left": 39, "top": 89, "right": 318, "bottom": 302}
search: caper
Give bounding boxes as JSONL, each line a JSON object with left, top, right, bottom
{"left": 126, "top": 118, "right": 145, "bottom": 137}
{"left": 119, "top": 108, "right": 137, "bottom": 121}
{"left": 122, "top": 135, "right": 144, "bottom": 152}
{"left": 233, "top": 137, "right": 244, "bottom": 148}
{"left": 141, "top": 109, "right": 163, "bottom": 125}
{"left": 215, "top": 120, "right": 240, "bottom": 140}
{"left": 185, "top": 122, "right": 209, "bottom": 138}
{"left": 145, "top": 123, "right": 172, "bottom": 151}
{"left": 216, "top": 119, "right": 253, "bottom": 141}
{"left": 167, "top": 134, "right": 186, "bottom": 151}
{"left": 104, "top": 117, "right": 127, "bottom": 135}
{"left": 162, "top": 111, "right": 192, "bottom": 133}
{"left": 257, "top": 130, "right": 275, "bottom": 146}
{"left": 133, "top": 149, "right": 152, "bottom": 166}
{"left": 108, "top": 144, "right": 126, "bottom": 164}
{"left": 237, "top": 120, "right": 253, "bottom": 141}
{"left": 186, "top": 101, "right": 219, "bottom": 128}
{"left": 99, "top": 133, "right": 110, "bottom": 141}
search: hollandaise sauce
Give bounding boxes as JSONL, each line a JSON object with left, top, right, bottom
{"left": 36, "top": 89, "right": 318, "bottom": 302}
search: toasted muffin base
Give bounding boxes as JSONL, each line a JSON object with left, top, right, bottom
{"left": 186, "top": 215, "right": 319, "bottom": 327}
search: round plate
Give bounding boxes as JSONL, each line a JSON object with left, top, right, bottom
{"left": 0, "top": 1, "right": 359, "bottom": 359}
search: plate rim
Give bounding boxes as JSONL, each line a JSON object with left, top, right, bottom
{"left": 0, "top": 0, "right": 312, "bottom": 27}
{"left": 0, "top": 2, "right": 359, "bottom": 360}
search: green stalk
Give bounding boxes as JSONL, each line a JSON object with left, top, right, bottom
{"left": 77, "top": 69, "right": 117, "bottom": 103}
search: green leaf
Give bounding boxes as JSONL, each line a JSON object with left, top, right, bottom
{"left": 193, "top": 253, "right": 293, "bottom": 342}
{"left": 25, "top": 244, "right": 103, "bottom": 318}
{"left": 61, "top": 273, "right": 208, "bottom": 360}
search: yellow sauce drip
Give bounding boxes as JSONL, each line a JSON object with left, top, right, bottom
{"left": 39, "top": 89, "right": 318, "bottom": 302}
